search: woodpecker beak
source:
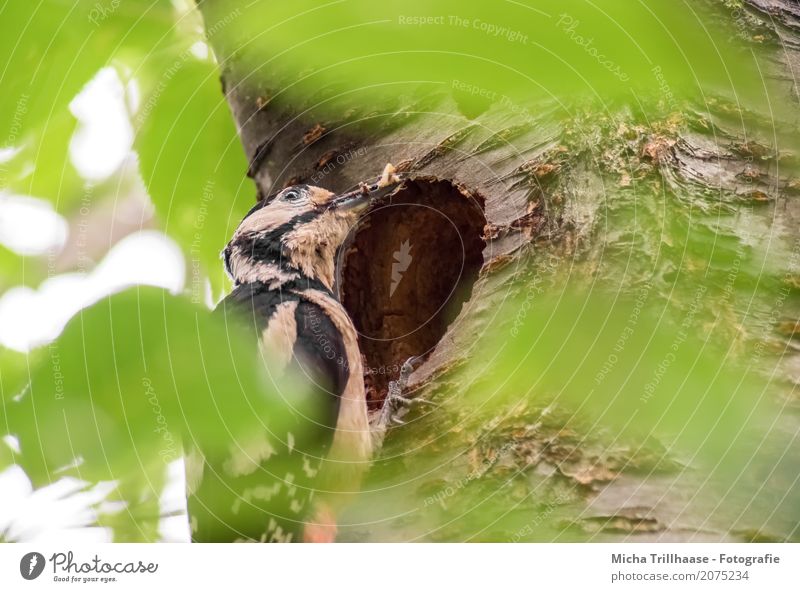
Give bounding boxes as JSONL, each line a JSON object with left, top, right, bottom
{"left": 328, "top": 181, "right": 401, "bottom": 212}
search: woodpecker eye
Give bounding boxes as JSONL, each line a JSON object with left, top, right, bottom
{"left": 282, "top": 189, "right": 302, "bottom": 202}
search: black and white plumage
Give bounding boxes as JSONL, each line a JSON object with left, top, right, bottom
{"left": 187, "top": 177, "right": 399, "bottom": 543}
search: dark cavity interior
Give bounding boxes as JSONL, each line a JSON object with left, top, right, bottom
{"left": 337, "top": 177, "right": 486, "bottom": 409}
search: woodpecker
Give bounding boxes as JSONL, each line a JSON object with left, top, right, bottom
{"left": 187, "top": 167, "right": 401, "bottom": 543}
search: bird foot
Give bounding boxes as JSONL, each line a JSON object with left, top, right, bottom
{"left": 369, "top": 356, "right": 427, "bottom": 448}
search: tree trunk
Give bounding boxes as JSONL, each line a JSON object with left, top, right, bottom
{"left": 197, "top": 0, "right": 800, "bottom": 542}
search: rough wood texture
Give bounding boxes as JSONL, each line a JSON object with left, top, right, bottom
{"left": 744, "top": 0, "right": 800, "bottom": 99}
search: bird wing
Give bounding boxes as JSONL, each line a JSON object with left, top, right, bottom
{"left": 186, "top": 282, "right": 347, "bottom": 542}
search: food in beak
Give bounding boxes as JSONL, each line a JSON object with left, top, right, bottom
{"left": 329, "top": 177, "right": 402, "bottom": 211}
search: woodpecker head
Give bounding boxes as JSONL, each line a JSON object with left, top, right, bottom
{"left": 224, "top": 182, "right": 395, "bottom": 291}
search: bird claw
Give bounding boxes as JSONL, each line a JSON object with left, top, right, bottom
{"left": 386, "top": 355, "right": 424, "bottom": 403}
{"left": 369, "top": 355, "right": 426, "bottom": 446}
{"left": 393, "top": 394, "right": 435, "bottom": 407}
{"left": 409, "top": 397, "right": 436, "bottom": 407}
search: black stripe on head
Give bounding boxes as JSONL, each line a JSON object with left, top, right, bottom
{"left": 223, "top": 198, "right": 271, "bottom": 277}
{"left": 231, "top": 209, "right": 322, "bottom": 266}
{"left": 262, "top": 208, "right": 320, "bottom": 242}
{"left": 222, "top": 245, "right": 233, "bottom": 277}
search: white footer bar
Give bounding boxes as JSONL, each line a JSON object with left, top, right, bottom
{"left": 1, "top": 543, "right": 797, "bottom": 591}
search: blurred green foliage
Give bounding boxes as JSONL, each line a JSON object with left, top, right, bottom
{"left": 1, "top": 0, "right": 254, "bottom": 295}
{"left": 1, "top": 288, "right": 316, "bottom": 540}
{"left": 1, "top": 1, "right": 172, "bottom": 208}
{"left": 135, "top": 59, "right": 252, "bottom": 297}
{"left": 204, "top": 0, "right": 789, "bottom": 119}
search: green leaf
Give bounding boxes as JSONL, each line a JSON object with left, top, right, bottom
{"left": 0, "top": 347, "right": 34, "bottom": 471}
{"left": 0, "top": 1, "right": 176, "bottom": 210}
{"left": 1, "top": 288, "right": 312, "bottom": 539}
{"left": 201, "top": 0, "right": 788, "bottom": 119}
{"left": 136, "top": 58, "right": 254, "bottom": 297}
{"left": 0, "top": 1, "right": 175, "bottom": 142}
{"left": 0, "top": 246, "right": 41, "bottom": 290}
{"left": 2, "top": 111, "right": 83, "bottom": 211}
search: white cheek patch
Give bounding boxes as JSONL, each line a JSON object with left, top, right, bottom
{"left": 231, "top": 251, "right": 300, "bottom": 287}
{"left": 282, "top": 211, "right": 355, "bottom": 289}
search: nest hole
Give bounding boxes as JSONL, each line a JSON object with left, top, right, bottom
{"left": 337, "top": 177, "right": 486, "bottom": 409}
